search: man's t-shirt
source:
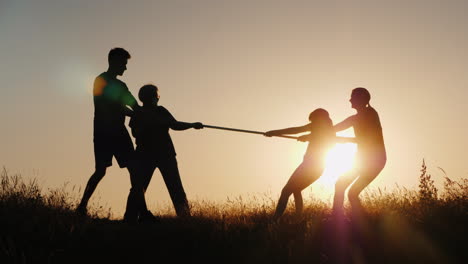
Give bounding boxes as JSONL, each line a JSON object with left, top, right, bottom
{"left": 129, "top": 106, "right": 177, "bottom": 159}
{"left": 93, "top": 72, "right": 137, "bottom": 132}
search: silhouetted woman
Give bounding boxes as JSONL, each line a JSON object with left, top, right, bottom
{"left": 333, "top": 87, "right": 386, "bottom": 214}
{"left": 265, "top": 108, "right": 335, "bottom": 219}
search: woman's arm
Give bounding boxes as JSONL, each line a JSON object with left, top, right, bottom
{"left": 334, "top": 115, "right": 356, "bottom": 132}
{"left": 335, "top": 136, "right": 356, "bottom": 143}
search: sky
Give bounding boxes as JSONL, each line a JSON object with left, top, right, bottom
{"left": 1, "top": 0, "right": 467, "bottom": 217}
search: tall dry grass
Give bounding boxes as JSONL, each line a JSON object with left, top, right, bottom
{"left": 0, "top": 162, "right": 467, "bottom": 264}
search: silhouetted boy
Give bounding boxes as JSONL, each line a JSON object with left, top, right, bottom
{"left": 129, "top": 84, "right": 203, "bottom": 218}
{"left": 77, "top": 48, "right": 142, "bottom": 218}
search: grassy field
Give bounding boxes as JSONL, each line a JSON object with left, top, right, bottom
{"left": 1, "top": 164, "right": 467, "bottom": 264}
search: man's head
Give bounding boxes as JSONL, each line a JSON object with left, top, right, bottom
{"left": 108, "top": 48, "right": 131, "bottom": 76}
{"left": 138, "top": 84, "right": 159, "bottom": 106}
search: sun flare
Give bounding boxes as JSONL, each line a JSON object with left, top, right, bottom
{"left": 319, "top": 130, "right": 357, "bottom": 187}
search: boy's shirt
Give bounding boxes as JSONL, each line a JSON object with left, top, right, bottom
{"left": 93, "top": 72, "right": 137, "bottom": 132}
{"left": 129, "top": 105, "right": 177, "bottom": 159}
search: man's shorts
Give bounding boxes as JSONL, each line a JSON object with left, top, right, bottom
{"left": 94, "top": 126, "right": 134, "bottom": 168}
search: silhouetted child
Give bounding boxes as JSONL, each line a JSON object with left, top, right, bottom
{"left": 265, "top": 108, "right": 335, "bottom": 219}
{"left": 128, "top": 84, "right": 203, "bottom": 219}
{"left": 332, "top": 87, "right": 386, "bottom": 215}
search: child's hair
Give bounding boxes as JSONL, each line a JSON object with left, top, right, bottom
{"left": 351, "top": 87, "right": 371, "bottom": 105}
{"left": 309, "top": 108, "right": 332, "bottom": 126}
{"left": 138, "top": 84, "right": 158, "bottom": 103}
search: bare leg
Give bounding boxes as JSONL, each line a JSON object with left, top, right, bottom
{"left": 293, "top": 191, "right": 303, "bottom": 216}
{"left": 347, "top": 167, "right": 382, "bottom": 214}
{"left": 77, "top": 167, "right": 107, "bottom": 213}
{"left": 274, "top": 163, "right": 321, "bottom": 220}
{"left": 333, "top": 170, "right": 358, "bottom": 215}
{"left": 274, "top": 186, "right": 294, "bottom": 220}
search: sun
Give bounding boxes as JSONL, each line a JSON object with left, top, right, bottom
{"left": 319, "top": 132, "right": 357, "bottom": 187}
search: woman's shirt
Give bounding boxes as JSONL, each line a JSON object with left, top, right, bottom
{"left": 354, "top": 107, "right": 386, "bottom": 160}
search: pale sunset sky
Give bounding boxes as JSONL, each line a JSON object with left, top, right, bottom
{"left": 1, "top": 0, "right": 467, "bottom": 217}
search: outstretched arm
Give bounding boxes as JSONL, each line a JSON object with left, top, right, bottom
{"left": 265, "top": 124, "right": 310, "bottom": 137}
{"left": 170, "top": 121, "right": 203, "bottom": 131}
{"left": 336, "top": 136, "right": 356, "bottom": 143}
{"left": 297, "top": 135, "right": 356, "bottom": 143}
{"left": 334, "top": 115, "right": 356, "bottom": 132}
{"left": 160, "top": 106, "right": 203, "bottom": 131}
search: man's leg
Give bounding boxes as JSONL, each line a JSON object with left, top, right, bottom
{"left": 80, "top": 130, "right": 112, "bottom": 215}
{"left": 77, "top": 166, "right": 107, "bottom": 214}
{"left": 159, "top": 157, "right": 190, "bottom": 217}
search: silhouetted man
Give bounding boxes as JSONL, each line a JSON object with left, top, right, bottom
{"left": 129, "top": 84, "right": 203, "bottom": 218}
{"left": 77, "top": 48, "right": 142, "bottom": 219}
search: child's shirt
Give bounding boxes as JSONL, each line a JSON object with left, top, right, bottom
{"left": 304, "top": 122, "right": 335, "bottom": 161}
{"left": 129, "top": 105, "right": 177, "bottom": 160}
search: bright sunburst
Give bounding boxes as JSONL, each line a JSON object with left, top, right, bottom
{"left": 320, "top": 132, "right": 357, "bottom": 187}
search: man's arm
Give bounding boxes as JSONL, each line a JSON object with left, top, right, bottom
{"left": 122, "top": 106, "right": 134, "bottom": 117}
{"left": 121, "top": 84, "right": 141, "bottom": 117}
{"left": 121, "top": 83, "right": 139, "bottom": 110}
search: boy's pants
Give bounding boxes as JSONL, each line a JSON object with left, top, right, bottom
{"left": 127, "top": 155, "right": 190, "bottom": 218}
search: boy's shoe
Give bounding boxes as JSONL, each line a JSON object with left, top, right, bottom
{"left": 123, "top": 215, "right": 139, "bottom": 225}
{"left": 75, "top": 205, "right": 88, "bottom": 216}
{"left": 139, "top": 210, "right": 160, "bottom": 224}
